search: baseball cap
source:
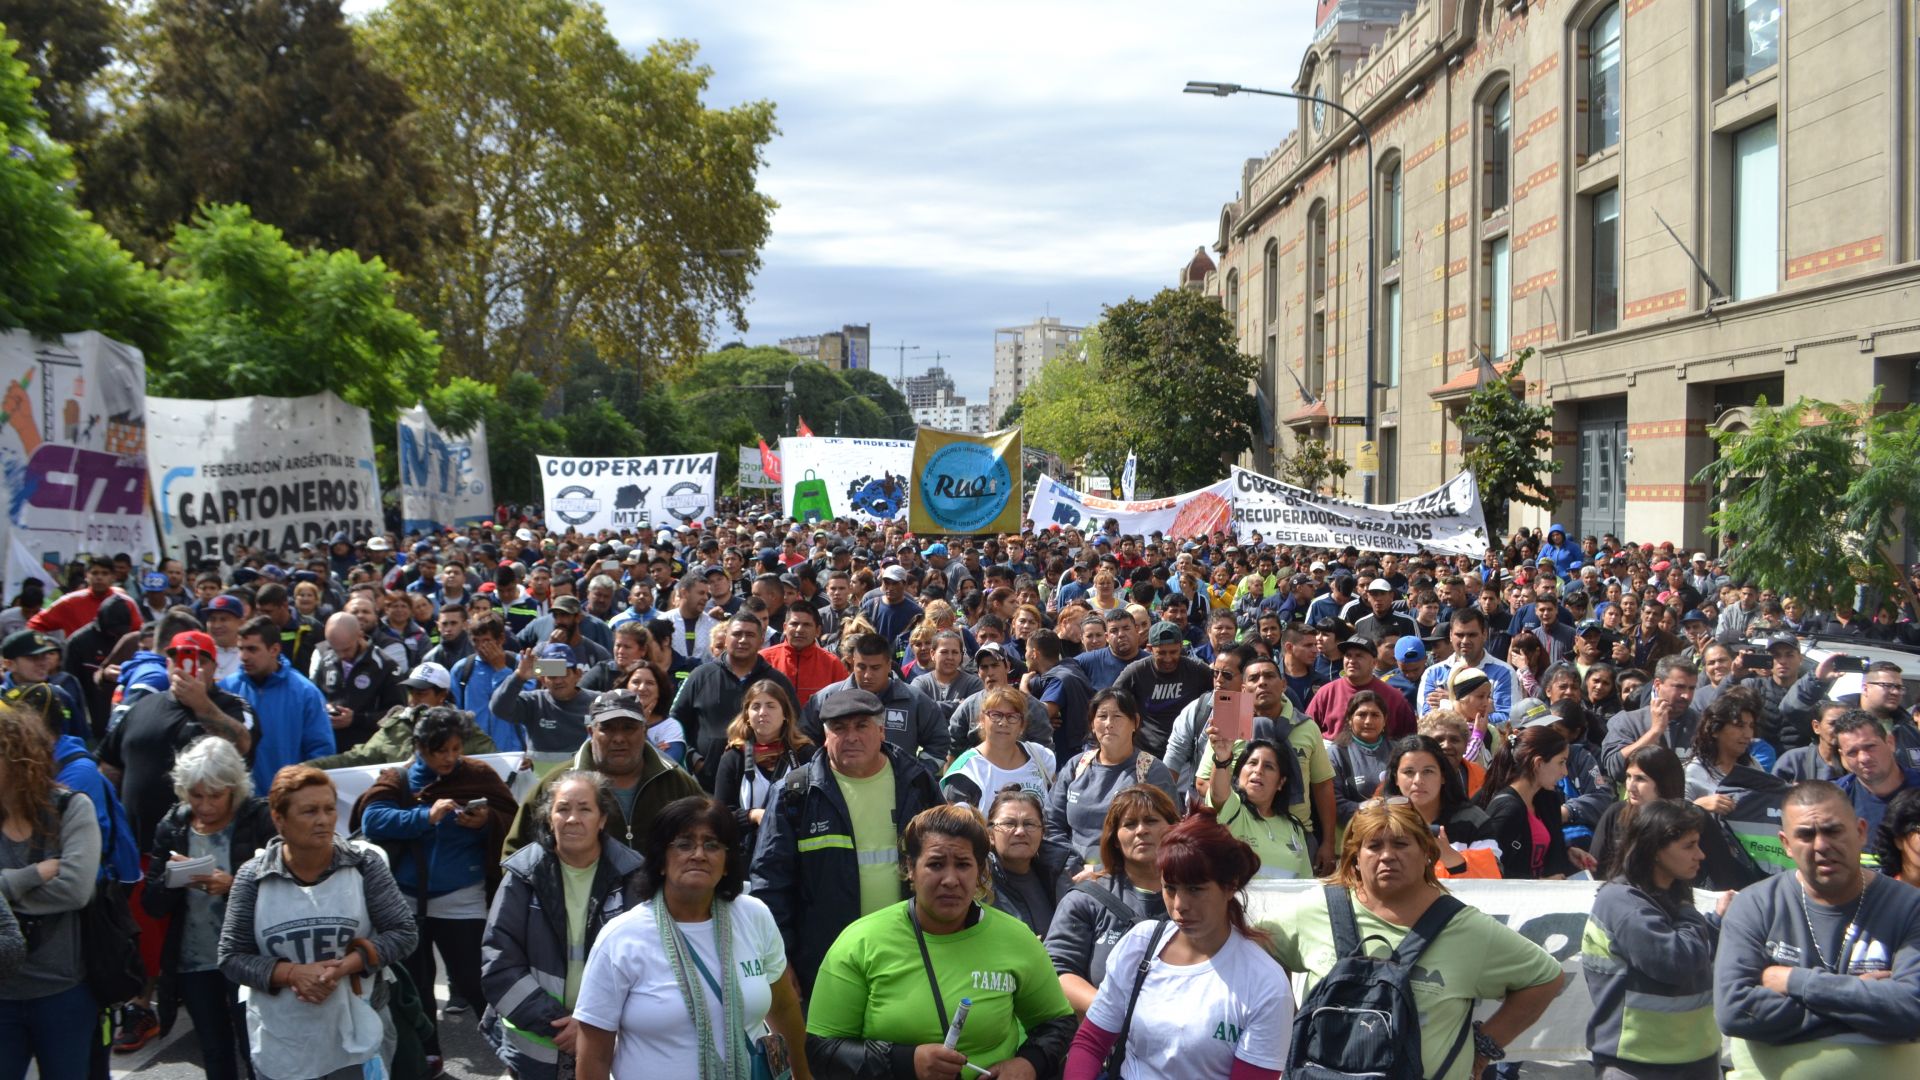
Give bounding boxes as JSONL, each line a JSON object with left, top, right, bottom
{"left": 880, "top": 565, "right": 910, "bottom": 583}
{"left": 550, "top": 595, "right": 583, "bottom": 615}
{"left": 538, "top": 642, "right": 579, "bottom": 667}
{"left": 1691, "top": 551, "right": 1708, "bottom": 563}
{"left": 515, "top": 528, "right": 535, "bottom": 543}
{"left": 1309, "top": 562, "right": 1327, "bottom": 572}
{"left": 1576, "top": 619, "right": 1605, "bottom": 637}
{"left": 413, "top": 540, "right": 434, "bottom": 555}
{"left": 972, "top": 643, "right": 1008, "bottom": 665}
{"left": 1680, "top": 609, "right": 1710, "bottom": 626}
{"left": 367, "top": 536, "right": 391, "bottom": 552}
{"left": 164, "top": 630, "right": 217, "bottom": 660}
{"left": 1766, "top": 632, "right": 1801, "bottom": 652}
{"left": 401, "top": 662, "right": 452, "bottom": 692}
{"left": 1515, "top": 701, "right": 1557, "bottom": 728}
{"left": 589, "top": 690, "right": 649, "bottom": 726}
{"left": 818, "top": 688, "right": 885, "bottom": 723}
{"left": 921, "top": 542, "right": 949, "bottom": 557}
{"left": 1147, "top": 621, "right": 1184, "bottom": 646}
{"left": 0, "top": 630, "right": 60, "bottom": 660}
{"left": 1337, "top": 634, "right": 1377, "bottom": 655}
{"left": 1365, "top": 578, "right": 1395, "bottom": 594}
{"left": 1393, "top": 636, "right": 1426, "bottom": 663}
{"left": 203, "top": 594, "right": 246, "bottom": 618}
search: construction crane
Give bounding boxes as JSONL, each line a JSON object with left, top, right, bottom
{"left": 879, "top": 341, "right": 921, "bottom": 381}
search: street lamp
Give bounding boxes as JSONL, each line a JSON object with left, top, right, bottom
{"left": 1185, "top": 79, "right": 1378, "bottom": 501}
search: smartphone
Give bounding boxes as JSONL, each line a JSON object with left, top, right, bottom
{"left": 177, "top": 653, "right": 202, "bottom": 680}
{"left": 533, "top": 658, "right": 570, "bottom": 678}
{"left": 464, "top": 799, "right": 489, "bottom": 814}
{"left": 1739, "top": 650, "right": 1772, "bottom": 671}
{"left": 1830, "top": 655, "right": 1869, "bottom": 674}
{"left": 1213, "top": 690, "right": 1255, "bottom": 743}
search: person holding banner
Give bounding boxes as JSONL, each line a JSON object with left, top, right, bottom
{"left": 1258, "top": 800, "right": 1566, "bottom": 1080}
{"left": 1715, "top": 780, "right": 1920, "bottom": 1076}
{"left": 1582, "top": 800, "right": 1721, "bottom": 1080}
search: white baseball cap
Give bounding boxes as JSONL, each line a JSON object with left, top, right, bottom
{"left": 401, "top": 662, "right": 452, "bottom": 692}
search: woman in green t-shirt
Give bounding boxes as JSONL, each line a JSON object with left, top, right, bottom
{"left": 1200, "top": 726, "right": 1311, "bottom": 880}
{"left": 807, "top": 804, "right": 1077, "bottom": 1080}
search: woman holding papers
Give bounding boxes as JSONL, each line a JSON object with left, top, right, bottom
{"left": 143, "top": 736, "right": 276, "bottom": 1080}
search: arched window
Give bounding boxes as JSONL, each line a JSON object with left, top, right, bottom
{"left": 1484, "top": 88, "right": 1512, "bottom": 215}
{"left": 1225, "top": 269, "right": 1241, "bottom": 335}
{"left": 1263, "top": 240, "right": 1280, "bottom": 323}
{"left": 1378, "top": 157, "right": 1403, "bottom": 265}
{"left": 1586, "top": 4, "right": 1622, "bottom": 153}
{"left": 1306, "top": 202, "right": 1328, "bottom": 397}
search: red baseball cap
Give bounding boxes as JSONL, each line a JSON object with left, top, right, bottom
{"left": 166, "top": 630, "right": 217, "bottom": 659}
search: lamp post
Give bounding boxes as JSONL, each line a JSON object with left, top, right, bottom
{"left": 1185, "top": 80, "right": 1378, "bottom": 502}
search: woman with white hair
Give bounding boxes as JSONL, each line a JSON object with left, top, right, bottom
{"left": 142, "top": 736, "right": 276, "bottom": 1080}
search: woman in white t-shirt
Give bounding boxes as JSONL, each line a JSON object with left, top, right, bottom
{"left": 1062, "top": 812, "right": 1294, "bottom": 1080}
{"left": 941, "top": 686, "right": 1057, "bottom": 805}
{"left": 573, "top": 796, "right": 812, "bottom": 1080}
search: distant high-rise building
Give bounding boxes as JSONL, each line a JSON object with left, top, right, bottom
{"left": 989, "top": 316, "right": 1083, "bottom": 424}
{"left": 897, "top": 366, "right": 958, "bottom": 410}
{"left": 777, "top": 324, "right": 872, "bottom": 370}
{"left": 911, "top": 402, "right": 995, "bottom": 434}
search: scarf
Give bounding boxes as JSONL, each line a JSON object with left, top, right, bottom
{"left": 654, "top": 896, "right": 750, "bottom": 1080}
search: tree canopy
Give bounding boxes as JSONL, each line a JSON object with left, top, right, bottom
{"left": 1458, "top": 348, "right": 1558, "bottom": 535}
{"left": 0, "top": 0, "right": 119, "bottom": 145}
{"left": 667, "top": 346, "right": 895, "bottom": 442}
{"left": 364, "top": 0, "right": 777, "bottom": 385}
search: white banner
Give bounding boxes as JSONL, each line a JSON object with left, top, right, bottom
{"left": 538, "top": 453, "right": 717, "bottom": 534}
{"left": 149, "top": 391, "right": 380, "bottom": 566}
{"left": 1027, "top": 473, "right": 1234, "bottom": 539}
{"left": 1120, "top": 450, "right": 1137, "bottom": 502}
{"left": 0, "top": 330, "right": 159, "bottom": 591}
{"left": 1247, "top": 878, "right": 1724, "bottom": 1063}
{"left": 327, "top": 752, "right": 538, "bottom": 834}
{"left": 779, "top": 436, "right": 913, "bottom": 523}
{"left": 737, "top": 444, "right": 778, "bottom": 489}
{"left": 1230, "top": 467, "right": 1490, "bottom": 556}
{"left": 397, "top": 405, "right": 493, "bottom": 533}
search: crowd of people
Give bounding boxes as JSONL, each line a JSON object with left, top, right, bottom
{"left": 0, "top": 516, "right": 1918, "bottom": 1079}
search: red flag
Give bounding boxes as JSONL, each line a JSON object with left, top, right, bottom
{"left": 758, "top": 439, "right": 783, "bottom": 483}
{"left": 796, "top": 416, "right": 814, "bottom": 437}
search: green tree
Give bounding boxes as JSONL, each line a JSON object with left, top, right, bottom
{"left": 1278, "top": 437, "right": 1351, "bottom": 495}
{"left": 669, "top": 346, "right": 891, "bottom": 441}
{"left": 0, "top": 0, "right": 120, "bottom": 145}
{"left": 842, "top": 368, "right": 912, "bottom": 437}
{"left": 1457, "top": 348, "right": 1558, "bottom": 536}
{"left": 365, "top": 0, "right": 776, "bottom": 385}
{"left": 82, "top": 0, "right": 453, "bottom": 272}
{"left": 1016, "top": 328, "right": 1133, "bottom": 482}
{"left": 155, "top": 204, "right": 440, "bottom": 422}
{"left": 0, "top": 27, "right": 176, "bottom": 357}
{"left": 1696, "top": 392, "right": 1920, "bottom": 615}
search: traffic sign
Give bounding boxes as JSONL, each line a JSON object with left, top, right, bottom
{"left": 1331, "top": 415, "right": 1368, "bottom": 426}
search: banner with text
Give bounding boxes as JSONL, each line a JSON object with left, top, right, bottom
{"left": 737, "top": 444, "right": 778, "bottom": 489}
{"left": 398, "top": 405, "right": 493, "bottom": 533}
{"left": 780, "top": 436, "right": 913, "bottom": 523}
{"left": 910, "top": 427, "right": 1023, "bottom": 535}
{"left": 0, "top": 330, "right": 158, "bottom": 591}
{"left": 1246, "top": 878, "right": 1724, "bottom": 1062}
{"left": 1027, "top": 473, "right": 1234, "bottom": 539}
{"left": 538, "top": 453, "right": 717, "bottom": 534}
{"left": 1230, "top": 467, "right": 1490, "bottom": 555}
{"left": 149, "top": 391, "right": 379, "bottom": 566}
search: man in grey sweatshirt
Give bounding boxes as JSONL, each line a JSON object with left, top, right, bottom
{"left": 1714, "top": 780, "right": 1920, "bottom": 1076}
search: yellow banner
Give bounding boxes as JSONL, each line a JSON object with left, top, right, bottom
{"left": 908, "top": 427, "right": 1023, "bottom": 535}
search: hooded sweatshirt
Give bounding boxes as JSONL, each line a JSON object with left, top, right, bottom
{"left": 1539, "top": 523, "right": 1584, "bottom": 577}
{"left": 219, "top": 654, "right": 338, "bottom": 794}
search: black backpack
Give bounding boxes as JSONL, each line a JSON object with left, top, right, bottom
{"left": 1286, "top": 885, "right": 1471, "bottom": 1080}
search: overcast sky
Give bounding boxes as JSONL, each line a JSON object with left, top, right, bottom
{"left": 358, "top": 1, "right": 1321, "bottom": 403}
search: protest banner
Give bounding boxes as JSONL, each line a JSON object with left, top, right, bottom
{"left": 909, "top": 427, "right": 1022, "bottom": 535}
{"left": 538, "top": 453, "right": 717, "bottom": 534}
{"left": 737, "top": 444, "right": 778, "bottom": 489}
{"left": 1230, "top": 466, "right": 1490, "bottom": 556}
{"left": 148, "top": 391, "right": 379, "bottom": 566}
{"left": 0, "top": 330, "right": 158, "bottom": 592}
{"left": 397, "top": 404, "right": 493, "bottom": 533}
{"left": 1026, "top": 473, "right": 1233, "bottom": 538}
{"left": 779, "top": 436, "right": 913, "bottom": 523}
{"left": 1247, "top": 878, "right": 1724, "bottom": 1062}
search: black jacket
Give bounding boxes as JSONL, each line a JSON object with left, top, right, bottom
{"left": 141, "top": 797, "right": 277, "bottom": 1035}
{"left": 987, "top": 841, "right": 1080, "bottom": 937}
{"left": 747, "top": 743, "right": 940, "bottom": 993}
{"left": 310, "top": 641, "right": 408, "bottom": 750}
{"left": 711, "top": 743, "right": 815, "bottom": 857}
{"left": 1480, "top": 785, "right": 1577, "bottom": 879}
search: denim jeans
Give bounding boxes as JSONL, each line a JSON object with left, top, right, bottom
{"left": 0, "top": 980, "right": 98, "bottom": 1080}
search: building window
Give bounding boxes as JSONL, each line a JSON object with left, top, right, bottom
{"left": 1264, "top": 240, "right": 1279, "bottom": 323}
{"left": 1306, "top": 201, "right": 1328, "bottom": 400}
{"left": 1308, "top": 314, "right": 1326, "bottom": 397}
{"left": 1485, "top": 235, "right": 1511, "bottom": 359}
{"left": 1379, "top": 159, "right": 1403, "bottom": 265}
{"left": 1726, "top": 0, "right": 1781, "bottom": 84}
{"left": 1587, "top": 4, "right": 1622, "bottom": 153}
{"left": 1225, "top": 270, "right": 1240, "bottom": 335}
{"left": 1589, "top": 187, "right": 1620, "bottom": 331}
{"left": 1382, "top": 282, "right": 1402, "bottom": 387}
{"left": 1307, "top": 203, "right": 1328, "bottom": 301}
{"left": 1731, "top": 119, "right": 1779, "bottom": 300}
{"left": 1378, "top": 427, "right": 1398, "bottom": 502}
{"left": 1484, "top": 88, "right": 1512, "bottom": 216}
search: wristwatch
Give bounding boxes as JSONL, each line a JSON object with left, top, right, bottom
{"left": 1472, "top": 1021, "right": 1506, "bottom": 1061}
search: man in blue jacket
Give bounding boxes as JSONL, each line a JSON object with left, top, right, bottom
{"left": 220, "top": 615, "right": 335, "bottom": 793}
{"left": 1539, "top": 522, "right": 1584, "bottom": 577}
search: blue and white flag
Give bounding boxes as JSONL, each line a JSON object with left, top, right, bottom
{"left": 1120, "top": 450, "right": 1138, "bottom": 502}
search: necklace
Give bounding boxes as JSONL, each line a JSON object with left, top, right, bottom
{"left": 1797, "top": 871, "right": 1867, "bottom": 973}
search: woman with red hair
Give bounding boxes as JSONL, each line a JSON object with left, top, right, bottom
{"left": 1062, "top": 812, "right": 1293, "bottom": 1080}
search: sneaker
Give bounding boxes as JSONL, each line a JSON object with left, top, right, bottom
{"left": 443, "top": 994, "right": 471, "bottom": 1015}
{"left": 113, "top": 1003, "right": 160, "bottom": 1054}
{"left": 425, "top": 1054, "right": 446, "bottom": 1078}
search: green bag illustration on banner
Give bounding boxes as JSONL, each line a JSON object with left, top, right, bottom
{"left": 791, "top": 470, "right": 833, "bottom": 523}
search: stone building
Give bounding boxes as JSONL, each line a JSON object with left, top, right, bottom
{"left": 1206, "top": 0, "right": 1918, "bottom": 546}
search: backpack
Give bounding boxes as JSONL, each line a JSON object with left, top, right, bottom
{"left": 1286, "top": 885, "right": 1472, "bottom": 1080}
{"left": 1071, "top": 748, "right": 1157, "bottom": 784}
{"left": 25, "top": 791, "right": 147, "bottom": 1007}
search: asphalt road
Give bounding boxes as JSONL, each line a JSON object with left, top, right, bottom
{"left": 107, "top": 980, "right": 509, "bottom": 1080}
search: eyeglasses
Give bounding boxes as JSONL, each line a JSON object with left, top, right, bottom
{"left": 1866, "top": 682, "right": 1906, "bottom": 692}
{"left": 1356, "top": 796, "right": 1412, "bottom": 812}
{"left": 669, "top": 838, "right": 727, "bottom": 855}
{"left": 984, "top": 710, "right": 1022, "bottom": 723}
{"left": 991, "top": 820, "right": 1041, "bottom": 833}
{"left": 1211, "top": 668, "right": 1238, "bottom": 681}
